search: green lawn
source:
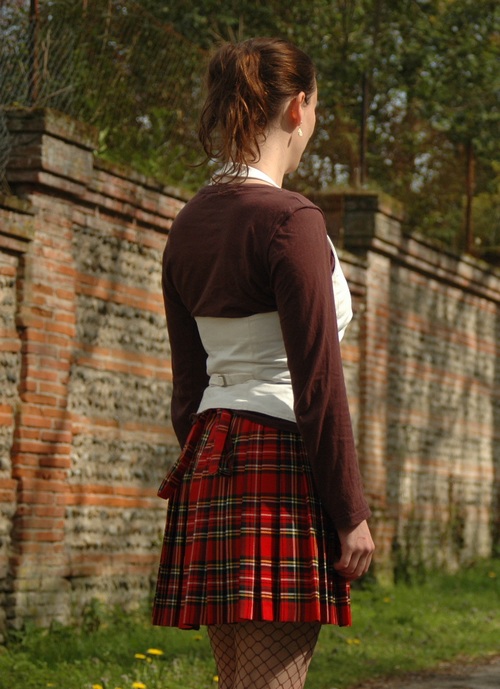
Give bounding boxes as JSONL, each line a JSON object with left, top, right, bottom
{"left": 1, "top": 559, "right": 499, "bottom": 689}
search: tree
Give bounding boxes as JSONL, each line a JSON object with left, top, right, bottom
{"left": 2, "top": 0, "right": 497, "bottom": 255}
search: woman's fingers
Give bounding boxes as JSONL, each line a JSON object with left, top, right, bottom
{"left": 334, "top": 520, "right": 375, "bottom": 580}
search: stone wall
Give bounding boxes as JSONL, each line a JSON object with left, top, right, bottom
{"left": 0, "top": 110, "right": 185, "bottom": 637}
{"left": 0, "top": 194, "right": 34, "bottom": 638}
{"left": 317, "top": 193, "right": 500, "bottom": 579}
{"left": 0, "top": 110, "right": 498, "bottom": 636}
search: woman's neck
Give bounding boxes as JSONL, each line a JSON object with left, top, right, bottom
{"left": 214, "top": 161, "right": 283, "bottom": 188}
{"left": 244, "top": 165, "right": 281, "bottom": 188}
{"left": 215, "top": 129, "right": 293, "bottom": 187}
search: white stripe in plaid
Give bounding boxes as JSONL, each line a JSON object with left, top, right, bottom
{"left": 152, "top": 409, "right": 351, "bottom": 629}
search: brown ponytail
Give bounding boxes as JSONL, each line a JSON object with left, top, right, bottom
{"left": 198, "top": 38, "right": 316, "bottom": 174}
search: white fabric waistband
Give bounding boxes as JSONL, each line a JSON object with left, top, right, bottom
{"left": 210, "top": 373, "right": 255, "bottom": 387}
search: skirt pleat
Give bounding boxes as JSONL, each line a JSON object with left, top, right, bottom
{"left": 152, "top": 409, "right": 352, "bottom": 629}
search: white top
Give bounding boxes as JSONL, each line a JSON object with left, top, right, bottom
{"left": 197, "top": 240, "right": 353, "bottom": 420}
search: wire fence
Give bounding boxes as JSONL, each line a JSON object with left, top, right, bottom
{"left": 0, "top": 0, "right": 207, "bottom": 191}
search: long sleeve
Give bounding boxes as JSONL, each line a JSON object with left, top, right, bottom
{"left": 162, "top": 253, "right": 209, "bottom": 447}
{"left": 160, "top": 184, "right": 370, "bottom": 528}
{"left": 268, "top": 207, "right": 371, "bottom": 529}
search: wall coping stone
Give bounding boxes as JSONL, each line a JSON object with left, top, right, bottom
{"left": 5, "top": 110, "right": 191, "bottom": 205}
{"left": 314, "top": 191, "right": 500, "bottom": 304}
{"left": 310, "top": 190, "right": 405, "bottom": 222}
{"left": 5, "top": 108, "right": 99, "bottom": 150}
{"left": 0, "top": 194, "right": 35, "bottom": 253}
{"left": 94, "top": 158, "right": 191, "bottom": 204}
{"left": 5, "top": 108, "right": 190, "bottom": 228}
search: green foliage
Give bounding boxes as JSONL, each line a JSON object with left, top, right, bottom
{"left": 0, "top": 0, "right": 209, "bottom": 190}
{"left": 310, "top": 559, "right": 500, "bottom": 687}
{"left": 0, "top": 0, "right": 498, "bottom": 250}
{"left": 0, "top": 604, "right": 217, "bottom": 689}
{"left": 473, "top": 161, "right": 500, "bottom": 255}
{"left": 0, "top": 560, "right": 499, "bottom": 689}
{"left": 140, "top": 0, "right": 499, "bottom": 252}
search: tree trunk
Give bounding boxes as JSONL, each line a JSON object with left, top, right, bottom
{"left": 28, "top": 0, "right": 40, "bottom": 105}
{"left": 464, "top": 140, "right": 475, "bottom": 253}
{"left": 359, "top": 72, "right": 369, "bottom": 187}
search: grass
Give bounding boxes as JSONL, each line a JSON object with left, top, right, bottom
{"left": 0, "top": 559, "right": 499, "bottom": 689}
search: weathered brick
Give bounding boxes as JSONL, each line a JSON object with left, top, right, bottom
{"left": 2, "top": 109, "right": 499, "bottom": 639}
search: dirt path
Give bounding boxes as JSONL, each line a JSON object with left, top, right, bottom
{"left": 352, "top": 655, "right": 500, "bottom": 689}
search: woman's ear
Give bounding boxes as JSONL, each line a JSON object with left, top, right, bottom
{"left": 289, "top": 92, "right": 306, "bottom": 127}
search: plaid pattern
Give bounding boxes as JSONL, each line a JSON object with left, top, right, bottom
{"left": 152, "top": 409, "right": 352, "bottom": 630}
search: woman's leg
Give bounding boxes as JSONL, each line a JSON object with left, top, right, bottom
{"left": 207, "top": 623, "right": 237, "bottom": 689}
{"left": 208, "top": 621, "right": 320, "bottom": 689}
{"left": 234, "top": 621, "right": 321, "bottom": 689}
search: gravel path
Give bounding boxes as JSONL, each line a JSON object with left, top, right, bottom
{"left": 352, "top": 656, "right": 500, "bottom": 689}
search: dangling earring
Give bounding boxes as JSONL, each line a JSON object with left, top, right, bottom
{"left": 298, "top": 126, "right": 304, "bottom": 137}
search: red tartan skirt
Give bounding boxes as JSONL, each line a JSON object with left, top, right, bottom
{"left": 152, "top": 409, "right": 351, "bottom": 630}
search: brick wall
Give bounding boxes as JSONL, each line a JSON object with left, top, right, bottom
{"left": 0, "top": 110, "right": 498, "bottom": 635}
{"left": 0, "top": 193, "right": 34, "bottom": 638}
{"left": 320, "top": 194, "right": 500, "bottom": 579}
{"left": 0, "top": 110, "right": 186, "bottom": 637}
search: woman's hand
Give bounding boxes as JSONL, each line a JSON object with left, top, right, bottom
{"left": 334, "top": 520, "right": 375, "bottom": 580}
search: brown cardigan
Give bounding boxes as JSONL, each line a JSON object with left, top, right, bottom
{"left": 162, "top": 183, "right": 371, "bottom": 530}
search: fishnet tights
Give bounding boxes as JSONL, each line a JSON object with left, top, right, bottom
{"left": 207, "top": 621, "right": 321, "bottom": 689}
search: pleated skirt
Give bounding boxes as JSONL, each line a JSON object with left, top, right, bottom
{"left": 152, "top": 409, "right": 351, "bottom": 630}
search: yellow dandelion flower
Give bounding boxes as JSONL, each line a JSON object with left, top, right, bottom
{"left": 488, "top": 571, "right": 497, "bottom": 578}
{"left": 134, "top": 653, "right": 147, "bottom": 660}
{"left": 346, "top": 637, "right": 361, "bottom": 645}
{"left": 194, "top": 634, "right": 203, "bottom": 640}
{"left": 383, "top": 596, "right": 391, "bottom": 603}
{"left": 132, "top": 683, "right": 147, "bottom": 689}
{"left": 213, "top": 676, "right": 219, "bottom": 683}
{"left": 92, "top": 685, "right": 104, "bottom": 689}
{"left": 146, "top": 648, "right": 164, "bottom": 656}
